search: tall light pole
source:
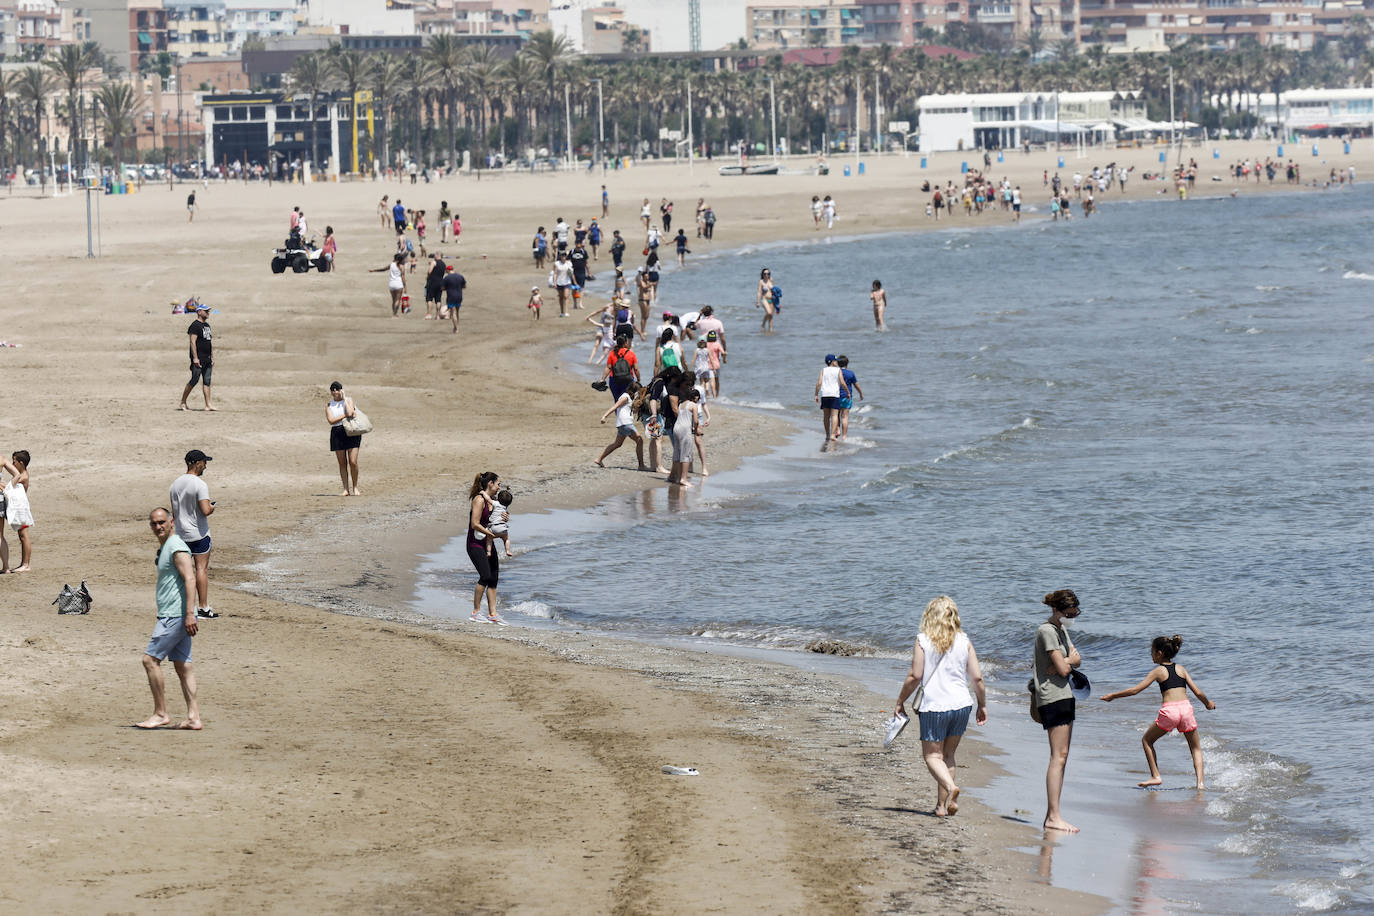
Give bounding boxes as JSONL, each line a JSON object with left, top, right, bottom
{"left": 768, "top": 76, "right": 778, "bottom": 163}
{"left": 564, "top": 83, "right": 573, "bottom": 167}
{"left": 176, "top": 55, "right": 185, "bottom": 169}
{"left": 686, "top": 77, "right": 694, "bottom": 174}
{"left": 596, "top": 78, "right": 605, "bottom": 172}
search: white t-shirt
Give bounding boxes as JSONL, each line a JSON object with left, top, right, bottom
{"left": 553, "top": 261, "right": 573, "bottom": 286}
{"left": 614, "top": 394, "right": 633, "bottom": 427}
{"left": 678, "top": 310, "right": 701, "bottom": 328}
{"left": 917, "top": 632, "right": 972, "bottom": 713}
{"left": 388, "top": 262, "right": 404, "bottom": 290}
{"left": 819, "top": 365, "right": 842, "bottom": 398}
{"left": 169, "top": 473, "right": 210, "bottom": 541}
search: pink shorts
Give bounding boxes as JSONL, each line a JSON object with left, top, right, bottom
{"left": 1154, "top": 700, "right": 1198, "bottom": 734}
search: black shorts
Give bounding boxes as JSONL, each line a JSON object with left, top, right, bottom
{"left": 188, "top": 363, "right": 212, "bottom": 387}
{"left": 330, "top": 424, "right": 361, "bottom": 452}
{"left": 467, "top": 541, "right": 499, "bottom": 588}
{"left": 1039, "top": 697, "right": 1076, "bottom": 730}
{"left": 820, "top": 396, "right": 839, "bottom": 410}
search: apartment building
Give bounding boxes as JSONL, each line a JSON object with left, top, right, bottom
{"left": 1, "top": 0, "right": 88, "bottom": 58}
{"left": 79, "top": 0, "right": 169, "bottom": 73}
{"left": 1077, "top": 0, "right": 1373, "bottom": 49}
{"left": 164, "top": 0, "right": 229, "bottom": 56}
{"left": 747, "top": 1, "right": 866, "bottom": 49}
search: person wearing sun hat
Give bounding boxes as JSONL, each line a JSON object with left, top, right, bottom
{"left": 179, "top": 302, "right": 214, "bottom": 412}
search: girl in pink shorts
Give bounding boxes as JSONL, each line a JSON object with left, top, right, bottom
{"left": 1101, "top": 635, "right": 1217, "bottom": 789}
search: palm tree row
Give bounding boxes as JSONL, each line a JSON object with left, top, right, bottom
{"left": 281, "top": 30, "right": 1372, "bottom": 171}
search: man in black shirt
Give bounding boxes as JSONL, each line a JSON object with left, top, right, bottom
{"left": 440, "top": 265, "right": 466, "bottom": 334}
{"left": 569, "top": 241, "right": 590, "bottom": 292}
{"left": 180, "top": 302, "right": 215, "bottom": 410}
{"left": 609, "top": 230, "right": 626, "bottom": 268}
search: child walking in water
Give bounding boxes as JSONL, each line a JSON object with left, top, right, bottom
{"left": 1101, "top": 635, "right": 1217, "bottom": 788}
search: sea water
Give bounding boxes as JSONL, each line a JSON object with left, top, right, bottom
{"left": 413, "top": 184, "right": 1374, "bottom": 914}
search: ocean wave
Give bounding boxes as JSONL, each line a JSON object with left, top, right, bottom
{"left": 505, "top": 600, "right": 557, "bottom": 619}
{"left": 1255, "top": 285, "right": 1283, "bottom": 291}
{"left": 1275, "top": 879, "right": 1344, "bottom": 912}
{"left": 1341, "top": 270, "right": 1374, "bottom": 281}
{"left": 686, "top": 623, "right": 904, "bottom": 658}
{"left": 714, "top": 396, "right": 787, "bottom": 411}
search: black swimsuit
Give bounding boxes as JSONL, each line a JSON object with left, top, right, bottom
{"left": 1158, "top": 663, "right": 1187, "bottom": 694}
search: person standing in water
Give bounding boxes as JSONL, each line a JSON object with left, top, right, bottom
{"left": 870, "top": 280, "right": 887, "bottom": 330}
{"left": 1033, "top": 588, "right": 1084, "bottom": 834}
{"left": 1101, "top": 635, "right": 1216, "bottom": 789}
{"left": 814, "top": 355, "right": 849, "bottom": 442}
{"left": 756, "top": 268, "right": 777, "bottom": 333}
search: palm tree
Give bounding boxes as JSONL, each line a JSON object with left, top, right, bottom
{"left": 500, "top": 52, "right": 541, "bottom": 153}
{"left": 464, "top": 43, "right": 502, "bottom": 171}
{"left": 521, "top": 30, "right": 574, "bottom": 157}
{"left": 288, "top": 51, "right": 335, "bottom": 173}
{"left": 16, "top": 66, "right": 55, "bottom": 192}
{"left": 0, "top": 71, "right": 19, "bottom": 177}
{"left": 400, "top": 55, "right": 438, "bottom": 168}
{"left": 426, "top": 34, "right": 464, "bottom": 170}
{"left": 328, "top": 46, "right": 370, "bottom": 173}
{"left": 367, "top": 53, "right": 404, "bottom": 172}
{"left": 45, "top": 43, "right": 98, "bottom": 165}
{"left": 97, "top": 82, "right": 142, "bottom": 169}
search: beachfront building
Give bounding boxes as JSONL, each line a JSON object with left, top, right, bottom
{"left": 916, "top": 89, "right": 1154, "bottom": 151}
{"left": 1076, "top": 0, "right": 1374, "bottom": 49}
{"left": 201, "top": 89, "right": 359, "bottom": 175}
{"left": 1247, "top": 87, "right": 1374, "bottom": 135}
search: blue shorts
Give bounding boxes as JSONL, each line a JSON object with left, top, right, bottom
{"left": 616, "top": 424, "right": 637, "bottom": 438}
{"left": 185, "top": 535, "right": 212, "bottom": 555}
{"left": 145, "top": 616, "right": 193, "bottom": 662}
{"left": 836, "top": 396, "right": 853, "bottom": 410}
{"left": 918, "top": 705, "right": 972, "bottom": 742}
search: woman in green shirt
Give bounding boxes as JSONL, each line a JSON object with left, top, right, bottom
{"left": 1034, "top": 588, "right": 1083, "bottom": 834}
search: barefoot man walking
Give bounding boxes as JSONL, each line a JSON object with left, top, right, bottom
{"left": 137, "top": 507, "right": 201, "bottom": 730}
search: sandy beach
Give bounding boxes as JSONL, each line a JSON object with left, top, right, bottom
{"left": 0, "top": 136, "right": 1365, "bottom": 912}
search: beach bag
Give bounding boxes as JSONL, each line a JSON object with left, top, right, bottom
{"left": 661, "top": 347, "right": 680, "bottom": 370}
{"left": 342, "top": 409, "right": 373, "bottom": 436}
{"left": 1028, "top": 678, "right": 1041, "bottom": 724}
{"left": 54, "top": 581, "right": 93, "bottom": 615}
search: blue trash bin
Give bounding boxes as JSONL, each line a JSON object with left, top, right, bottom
{"left": 858, "top": 161, "right": 865, "bottom": 175}
{"left": 843, "top": 164, "right": 851, "bottom": 177}
{"left": 960, "top": 161, "right": 968, "bottom": 174}
{"left": 1277, "top": 145, "right": 1284, "bottom": 156}
{"left": 920, "top": 157, "right": 927, "bottom": 169}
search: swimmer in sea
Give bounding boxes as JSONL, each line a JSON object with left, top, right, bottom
{"left": 757, "top": 268, "right": 776, "bottom": 333}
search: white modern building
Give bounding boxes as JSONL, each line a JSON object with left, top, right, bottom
{"left": 298, "top": 0, "right": 415, "bottom": 35}
{"left": 917, "top": 90, "right": 1159, "bottom": 152}
{"left": 224, "top": 0, "right": 295, "bottom": 51}
{"left": 1273, "top": 88, "right": 1374, "bottom": 133}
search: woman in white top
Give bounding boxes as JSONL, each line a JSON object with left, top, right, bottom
{"left": 369, "top": 253, "right": 408, "bottom": 317}
{"left": 325, "top": 381, "right": 361, "bottom": 496}
{"left": 813, "top": 355, "right": 849, "bottom": 441}
{"left": 894, "top": 596, "right": 988, "bottom": 818}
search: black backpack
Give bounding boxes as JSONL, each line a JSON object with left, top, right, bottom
{"left": 610, "top": 348, "right": 633, "bottom": 382}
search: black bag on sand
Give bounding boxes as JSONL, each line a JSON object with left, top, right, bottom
{"left": 54, "top": 581, "right": 93, "bottom": 615}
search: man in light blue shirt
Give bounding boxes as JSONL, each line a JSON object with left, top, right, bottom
{"left": 137, "top": 507, "right": 201, "bottom": 730}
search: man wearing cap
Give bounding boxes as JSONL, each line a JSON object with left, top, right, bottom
{"left": 179, "top": 302, "right": 215, "bottom": 411}
{"left": 441, "top": 263, "right": 466, "bottom": 334}
{"left": 170, "top": 450, "right": 217, "bottom": 618}
{"left": 137, "top": 506, "right": 201, "bottom": 730}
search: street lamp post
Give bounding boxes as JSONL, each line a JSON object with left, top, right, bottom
{"left": 176, "top": 55, "right": 185, "bottom": 170}
{"left": 564, "top": 83, "right": 573, "bottom": 168}
{"left": 686, "top": 77, "right": 694, "bottom": 174}
{"left": 596, "top": 78, "right": 605, "bottom": 172}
